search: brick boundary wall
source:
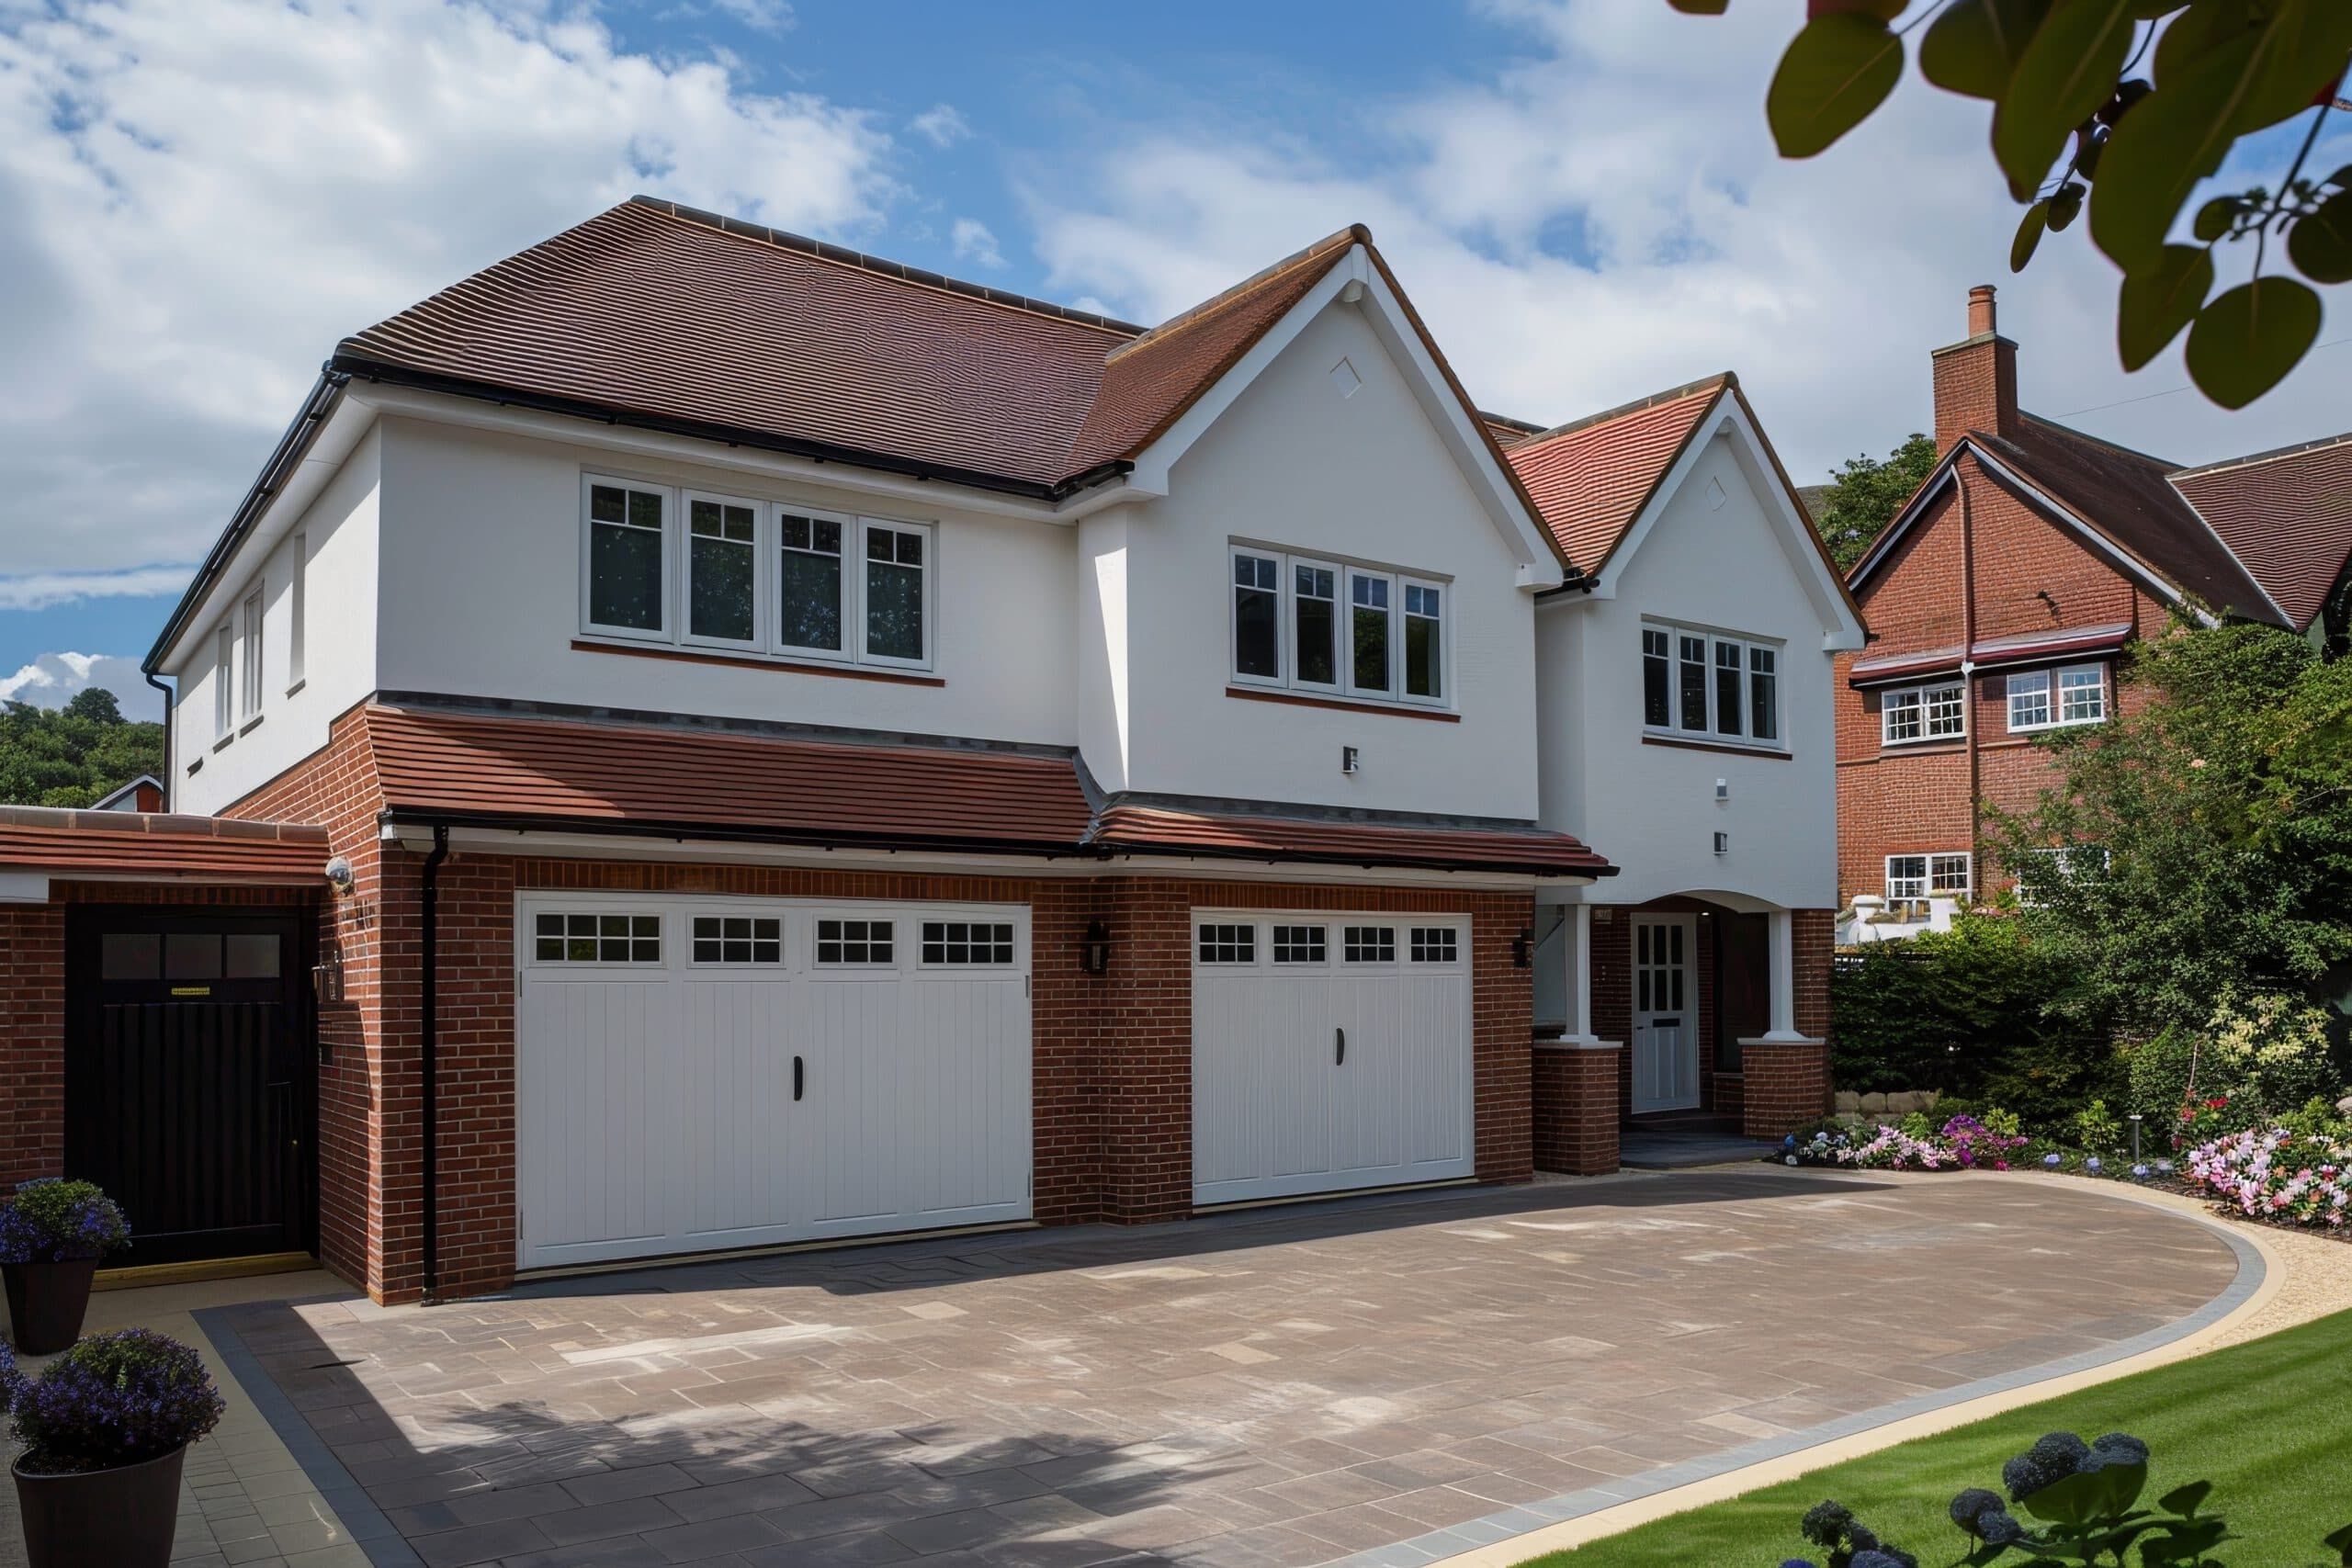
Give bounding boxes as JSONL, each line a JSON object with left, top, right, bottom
{"left": 1530, "top": 1044, "right": 1619, "bottom": 1175}
{"left": 1741, "top": 1042, "right": 1831, "bottom": 1140}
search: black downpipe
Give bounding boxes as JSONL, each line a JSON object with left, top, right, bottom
{"left": 420, "top": 824, "right": 450, "bottom": 1303}
{"left": 143, "top": 671, "right": 175, "bottom": 812}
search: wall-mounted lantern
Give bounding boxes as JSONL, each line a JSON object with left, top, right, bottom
{"left": 1511, "top": 927, "right": 1532, "bottom": 969}
{"left": 1080, "top": 919, "right": 1112, "bottom": 976}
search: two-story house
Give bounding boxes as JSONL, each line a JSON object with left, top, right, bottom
{"left": 1838, "top": 287, "right": 2352, "bottom": 941}
{"left": 1495, "top": 379, "right": 1866, "bottom": 1162}
{"left": 14, "top": 200, "right": 1628, "bottom": 1302}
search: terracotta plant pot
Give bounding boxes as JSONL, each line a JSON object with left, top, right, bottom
{"left": 2, "top": 1258, "right": 100, "bottom": 1355}
{"left": 11, "top": 1444, "right": 187, "bottom": 1568}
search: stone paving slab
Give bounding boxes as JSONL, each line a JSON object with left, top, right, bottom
{"left": 185, "top": 1170, "right": 2238, "bottom": 1568}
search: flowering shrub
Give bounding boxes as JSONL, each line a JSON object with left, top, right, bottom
{"left": 0, "top": 1178, "right": 130, "bottom": 1264}
{"left": 1781, "top": 1112, "right": 2027, "bottom": 1173}
{"left": 2206, "top": 990, "right": 2340, "bottom": 1113}
{"left": 2187, "top": 1127, "right": 2351, "bottom": 1229}
{"left": 1784, "top": 1497, "right": 1916, "bottom": 1568}
{"left": 1940, "top": 1113, "right": 2027, "bottom": 1170}
{"left": 0, "top": 1329, "right": 223, "bottom": 1474}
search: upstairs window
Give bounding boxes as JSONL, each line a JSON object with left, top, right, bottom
{"left": 213, "top": 624, "right": 233, "bottom": 740}
{"left": 1642, "top": 621, "right": 1783, "bottom": 747}
{"left": 1228, "top": 545, "right": 1449, "bottom": 708}
{"left": 1886, "top": 852, "right": 1971, "bottom": 902}
{"left": 581, "top": 478, "right": 930, "bottom": 671}
{"left": 1883, "top": 681, "right": 1965, "bottom": 745}
{"left": 2010, "top": 662, "right": 2109, "bottom": 731}
{"left": 240, "top": 592, "right": 265, "bottom": 721}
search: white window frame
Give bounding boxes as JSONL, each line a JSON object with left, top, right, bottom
{"left": 2058, "top": 663, "right": 2107, "bottom": 725}
{"left": 580, "top": 474, "right": 674, "bottom": 642}
{"left": 857, "top": 517, "right": 935, "bottom": 671}
{"left": 240, "top": 592, "right": 265, "bottom": 722}
{"left": 812, "top": 916, "right": 899, "bottom": 971}
{"left": 679, "top": 489, "right": 766, "bottom": 655}
{"left": 1885, "top": 852, "right": 1972, "bottom": 902}
{"left": 577, "top": 476, "right": 934, "bottom": 673}
{"left": 1639, "top": 619, "right": 1786, "bottom": 750}
{"left": 1882, "top": 680, "right": 1966, "bottom": 746}
{"left": 2007, "top": 662, "right": 2107, "bottom": 733}
{"left": 1227, "top": 543, "right": 1451, "bottom": 710}
{"left": 213, "top": 624, "right": 234, "bottom": 741}
{"left": 917, "top": 919, "right": 1018, "bottom": 969}
{"left": 287, "top": 533, "right": 307, "bottom": 693}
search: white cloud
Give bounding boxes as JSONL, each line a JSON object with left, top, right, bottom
{"left": 909, "top": 104, "right": 971, "bottom": 149}
{"left": 0, "top": 651, "right": 155, "bottom": 715}
{"left": 0, "top": 567, "right": 192, "bottom": 611}
{"left": 1019, "top": 5, "right": 2352, "bottom": 481}
{"left": 950, "top": 217, "right": 1006, "bottom": 271}
{"left": 0, "top": 0, "right": 900, "bottom": 578}
{"left": 709, "top": 0, "right": 793, "bottom": 33}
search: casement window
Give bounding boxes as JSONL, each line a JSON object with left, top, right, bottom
{"left": 815, "top": 918, "right": 894, "bottom": 967}
{"left": 691, "top": 916, "right": 782, "bottom": 965}
{"left": 581, "top": 477, "right": 932, "bottom": 671}
{"left": 288, "top": 533, "right": 307, "bottom": 691}
{"left": 921, "top": 920, "right": 1015, "bottom": 965}
{"left": 1408, "top": 927, "right": 1457, "bottom": 964}
{"left": 1885, "top": 852, "right": 1972, "bottom": 902}
{"left": 1641, "top": 621, "right": 1782, "bottom": 746}
{"left": 1342, "top": 925, "right": 1396, "bottom": 964}
{"left": 2009, "top": 663, "right": 2109, "bottom": 731}
{"left": 241, "top": 592, "right": 265, "bottom": 721}
{"left": 535, "top": 912, "right": 662, "bottom": 964}
{"left": 1882, "top": 681, "right": 1965, "bottom": 745}
{"left": 1197, "top": 923, "right": 1255, "bottom": 964}
{"left": 1229, "top": 545, "right": 1449, "bottom": 706}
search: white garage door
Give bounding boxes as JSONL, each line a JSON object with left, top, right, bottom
{"left": 516, "top": 894, "right": 1032, "bottom": 1270}
{"left": 1192, "top": 910, "right": 1474, "bottom": 1206}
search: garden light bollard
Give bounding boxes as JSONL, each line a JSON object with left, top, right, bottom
{"left": 2129, "top": 1113, "right": 2142, "bottom": 1163}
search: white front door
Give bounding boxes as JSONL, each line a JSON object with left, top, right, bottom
{"left": 1191, "top": 912, "right": 1474, "bottom": 1206}
{"left": 1630, "top": 914, "right": 1700, "bottom": 1112}
{"left": 516, "top": 894, "right": 1032, "bottom": 1270}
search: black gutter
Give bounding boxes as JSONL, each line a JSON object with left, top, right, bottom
{"left": 143, "top": 671, "right": 175, "bottom": 811}
{"left": 144, "top": 371, "right": 350, "bottom": 675}
{"left": 379, "top": 808, "right": 1615, "bottom": 880}
{"left": 419, "top": 824, "right": 450, "bottom": 1304}
{"left": 328, "top": 356, "right": 1138, "bottom": 503}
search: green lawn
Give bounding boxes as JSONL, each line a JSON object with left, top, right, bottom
{"left": 1520, "top": 1306, "right": 2352, "bottom": 1567}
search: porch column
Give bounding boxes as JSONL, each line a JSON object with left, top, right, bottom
{"left": 1556, "top": 903, "right": 1603, "bottom": 1045}
{"left": 1760, "top": 908, "right": 1805, "bottom": 1043}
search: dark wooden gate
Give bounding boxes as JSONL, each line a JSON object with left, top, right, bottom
{"left": 63, "top": 908, "right": 315, "bottom": 1266}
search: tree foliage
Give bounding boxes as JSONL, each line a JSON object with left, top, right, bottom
{"left": 0, "top": 698, "right": 164, "bottom": 808}
{"left": 1672, "top": 1, "right": 2352, "bottom": 408}
{"left": 1815, "top": 432, "right": 1938, "bottom": 572}
{"left": 1988, "top": 619, "right": 2352, "bottom": 1034}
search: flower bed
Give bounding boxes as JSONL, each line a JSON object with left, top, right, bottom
{"left": 2186, "top": 1127, "right": 2350, "bottom": 1231}
{"left": 1782, "top": 1112, "right": 2030, "bottom": 1172}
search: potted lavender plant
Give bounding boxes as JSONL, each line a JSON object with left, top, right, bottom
{"left": 0, "top": 1179, "right": 130, "bottom": 1354}
{"left": 4, "top": 1328, "right": 224, "bottom": 1567}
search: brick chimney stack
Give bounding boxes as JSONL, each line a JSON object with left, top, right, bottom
{"left": 1931, "top": 283, "right": 2019, "bottom": 454}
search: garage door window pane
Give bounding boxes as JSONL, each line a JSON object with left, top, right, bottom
{"left": 102, "top": 932, "right": 161, "bottom": 980}
{"left": 922, "top": 921, "right": 1015, "bottom": 965}
{"left": 224, "top": 933, "right": 281, "bottom": 978}
{"left": 1409, "top": 928, "right": 1457, "bottom": 964}
{"left": 693, "top": 916, "right": 781, "bottom": 964}
{"left": 1272, "top": 925, "right": 1326, "bottom": 964}
{"left": 536, "top": 912, "right": 661, "bottom": 964}
{"left": 1342, "top": 926, "right": 1395, "bottom": 964}
{"left": 818, "top": 919, "right": 893, "bottom": 966}
{"left": 1197, "top": 924, "right": 1254, "bottom": 964}
{"left": 165, "top": 933, "right": 223, "bottom": 980}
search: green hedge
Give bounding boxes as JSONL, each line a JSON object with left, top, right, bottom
{"left": 1832, "top": 916, "right": 2117, "bottom": 1132}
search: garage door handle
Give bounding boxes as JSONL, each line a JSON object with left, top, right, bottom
{"left": 1336, "top": 1027, "right": 1346, "bottom": 1066}
{"left": 793, "top": 1055, "right": 805, "bottom": 1102}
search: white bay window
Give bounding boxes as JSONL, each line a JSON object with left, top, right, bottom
{"left": 1229, "top": 544, "right": 1449, "bottom": 708}
{"left": 581, "top": 475, "right": 931, "bottom": 671}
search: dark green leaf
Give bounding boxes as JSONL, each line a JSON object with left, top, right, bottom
{"left": 2155, "top": 1480, "right": 2211, "bottom": 1517}
{"left": 2013, "top": 199, "right": 2052, "bottom": 269}
{"left": 2324, "top": 1519, "right": 2352, "bottom": 1562}
{"left": 2287, "top": 186, "right": 2352, "bottom": 284}
{"left": 2119, "top": 245, "right": 2213, "bottom": 369}
{"left": 1919, "top": 0, "right": 2052, "bottom": 100}
{"left": 2233, "top": 5, "right": 2352, "bottom": 132}
{"left": 2186, "top": 276, "right": 2323, "bottom": 408}
{"left": 2017, "top": 1461, "right": 2148, "bottom": 1528}
{"left": 2049, "top": 182, "right": 2085, "bottom": 230}
{"left": 1993, "top": 0, "right": 2140, "bottom": 199}
{"left": 2090, "top": 35, "right": 2261, "bottom": 273}
{"left": 2191, "top": 196, "right": 2237, "bottom": 241}
{"left": 1767, "top": 12, "right": 1905, "bottom": 158}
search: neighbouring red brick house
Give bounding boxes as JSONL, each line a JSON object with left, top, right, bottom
{"left": 1837, "top": 287, "right": 2352, "bottom": 936}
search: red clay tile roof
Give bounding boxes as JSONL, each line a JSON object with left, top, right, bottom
{"left": 2169, "top": 433, "right": 2352, "bottom": 631}
{"left": 361, "top": 705, "right": 1097, "bottom": 854}
{"left": 1089, "top": 804, "right": 1614, "bottom": 878}
{"left": 1501, "top": 376, "right": 1728, "bottom": 574}
{"left": 0, "top": 808, "right": 328, "bottom": 885}
{"left": 336, "top": 199, "right": 1384, "bottom": 497}
{"left": 1973, "top": 418, "right": 2285, "bottom": 626}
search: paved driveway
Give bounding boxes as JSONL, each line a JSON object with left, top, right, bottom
{"left": 203, "top": 1170, "right": 2240, "bottom": 1568}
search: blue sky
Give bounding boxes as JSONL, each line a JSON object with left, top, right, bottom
{"left": 1, "top": 0, "right": 2346, "bottom": 717}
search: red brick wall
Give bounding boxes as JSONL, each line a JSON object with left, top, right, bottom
{"left": 1742, "top": 1041, "right": 1831, "bottom": 1140}
{"left": 1837, "top": 456, "right": 2167, "bottom": 907}
{"left": 0, "top": 903, "right": 63, "bottom": 1190}
{"left": 1531, "top": 1045, "right": 1617, "bottom": 1174}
